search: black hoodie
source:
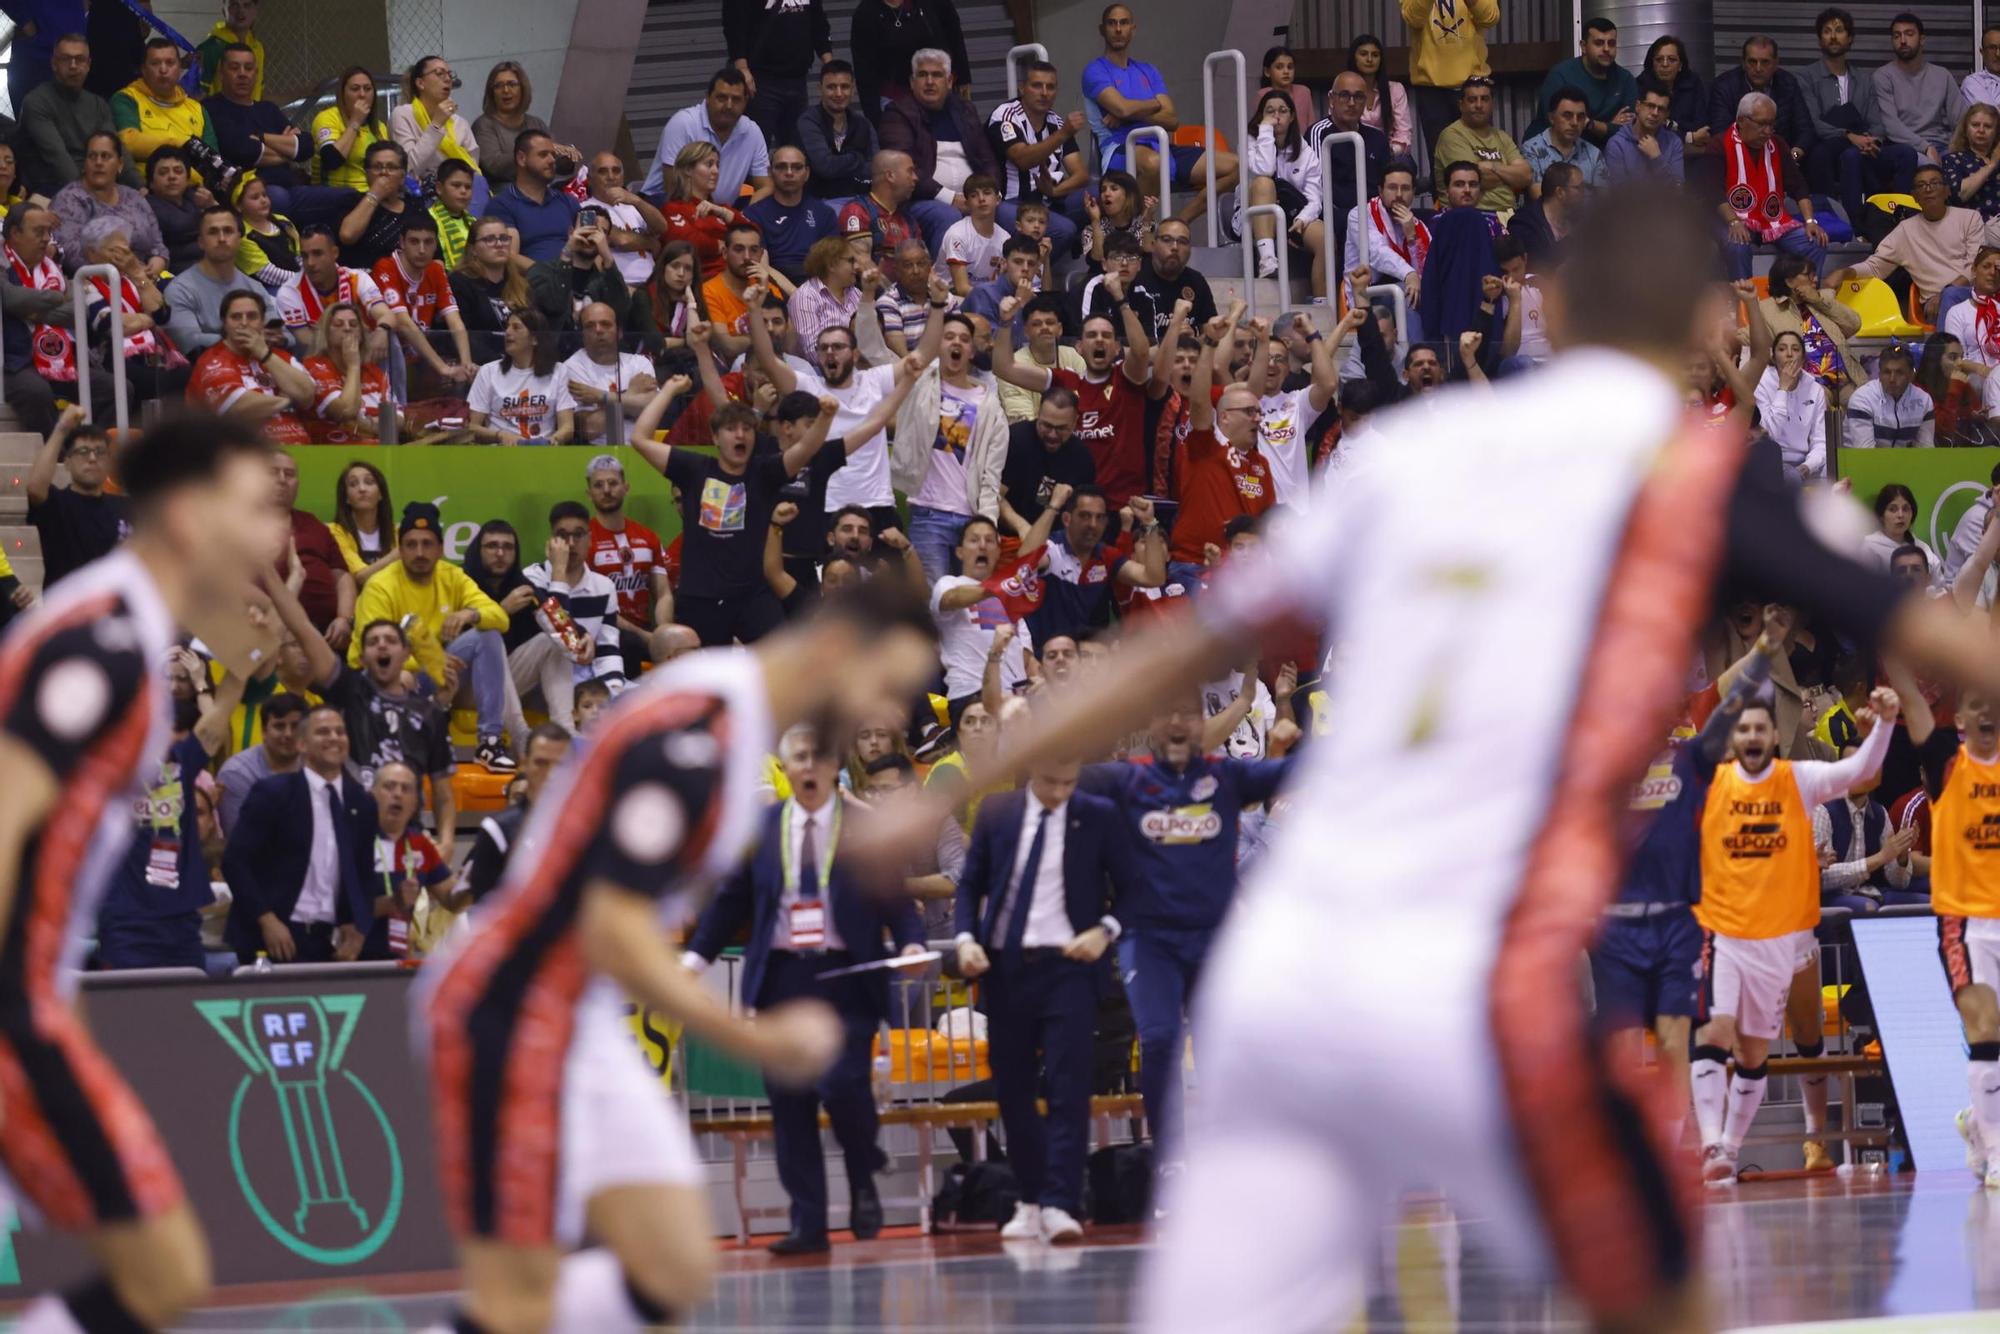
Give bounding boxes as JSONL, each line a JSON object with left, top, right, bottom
{"left": 724, "top": 0, "right": 834, "bottom": 82}
{"left": 463, "top": 521, "right": 538, "bottom": 652}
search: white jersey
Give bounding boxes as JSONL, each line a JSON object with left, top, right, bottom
{"left": 801, "top": 362, "right": 901, "bottom": 510}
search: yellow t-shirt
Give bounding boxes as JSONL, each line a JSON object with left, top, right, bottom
{"left": 312, "top": 106, "right": 389, "bottom": 192}
{"left": 1696, "top": 759, "right": 1821, "bottom": 940}
{"left": 1403, "top": 0, "right": 1498, "bottom": 89}
{"left": 348, "top": 560, "right": 508, "bottom": 686}
{"left": 329, "top": 522, "right": 390, "bottom": 576}
{"left": 925, "top": 751, "right": 1014, "bottom": 836}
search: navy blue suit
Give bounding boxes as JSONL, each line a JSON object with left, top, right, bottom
{"left": 955, "top": 788, "right": 1119, "bottom": 1214}
{"left": 221, "top": 770, "right": 378, "bottom": 963}
{"left": 687, "top": 795, "right": 923, "bottom": 1238}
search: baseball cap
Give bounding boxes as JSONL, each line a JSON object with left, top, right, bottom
{"left": 585, "top": 453, "right": 624, "bottom": 478}
{"left": 399, "top": 500, "right": 442, "bottom": 539}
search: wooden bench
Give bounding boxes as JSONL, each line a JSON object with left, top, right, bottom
{"left": 1741, "top": 1054, "right": 1892, "bottom": 1168}
{"left": 689, "top": 1093, "right": 1148, "bottom": 1242}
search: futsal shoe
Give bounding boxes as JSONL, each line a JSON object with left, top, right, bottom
{"left": 1701, "top": 1144, "right": 1739, "bottom": 1186}
{"left": 1040, "top": 1206, "right": 1084, "bottom": 1244}
{"left": 1961, "top": 1108, "right": 1988, "bottom": 1180}
{"left": 1000, "top": 1203, "right": 1044, "bottom": 1240}
{"left": 1802, "top": 1139, "right": 1835, "bottom": 1172}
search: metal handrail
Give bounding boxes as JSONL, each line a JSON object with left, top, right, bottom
{"left": 1126, "top": 124, "right": 1172, "bottom": 228}
{"left": 1202, "top": 51, "right": 1247, "bottom": 249}
{"left": 1241, "top": 202, "right": 1292, "bottom": 321}
{"left": 1004, "top": 43, "right": 1049, "bottom": 103}
{"left": 1321, "top": 131, "right": 1372, "bottom": 281}
{"left": 72, "top": 263, "right": 129, "bottom": 436}
{"left": 1366, "top": 282, "right": 1408, "bottom": 354}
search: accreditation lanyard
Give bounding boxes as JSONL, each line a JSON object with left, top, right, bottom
{"left": 779, "top": 797, "right": 841, "bottom": 949}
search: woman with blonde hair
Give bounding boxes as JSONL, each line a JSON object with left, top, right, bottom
{"left": 789, "top": 235, "right": 865, "bottom": 351}
{"left": 448, "top": 215, "right": 532, "bottom": 351}
{"left": 1945, "top": 103, "right": 2000, "bottom": 217}
{"left": 302, "top": 300, "right": 393, "bottom": 442}
{"left": 660, "top": 141, "right": 746, "bottom": 280}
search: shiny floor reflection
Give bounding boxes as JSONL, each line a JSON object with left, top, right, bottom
{"left": 158, "top": 1175, "right": 2000, "bottom": 1331}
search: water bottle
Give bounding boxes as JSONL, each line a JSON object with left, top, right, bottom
{"left": 872, "top": 1053, "right": 892, "bottom": 1111}
{"left": 252, "top": 951, "right": 272, "bottom": 975}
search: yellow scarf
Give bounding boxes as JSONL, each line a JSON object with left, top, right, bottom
{"left": 412, "top": 99, "right": 477, "bottom": 171}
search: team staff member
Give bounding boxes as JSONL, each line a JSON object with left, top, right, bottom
{"left": 1692, "top": 687, "right": 1898, "bottom": 1183}
{"left": 955, "top": 758, "right": 1122, "bottom": 1244}
{"left": 685, "top": 725, "right": 926, "bottom": 1254}
{"left": 1082, "top": 697, "right": 1292, "bottom": 1150}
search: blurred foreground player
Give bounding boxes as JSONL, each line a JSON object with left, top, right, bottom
{"left": 418, "top": 578, "right": 941, "bottom": 1334}
{"left": 966, "top": 184, "right": 2000, "bottom": 1334}
{"left": 0, "top": 415, "right": 289, "bottom": 1334}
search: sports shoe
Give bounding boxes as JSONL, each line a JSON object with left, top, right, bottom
{"left": 1256, "top": 251, "right": 1279, "bottom": 279}
{"left": 1702, "top": 1144, "right": 1739, "bottom": 1186}
{"left": 1802, "top": 1139, "right": 1835, "bottom": 1173}
{"left": 477, "top": 738, "right": 517, "bottom": 773}
{"left": 1040, "top": 1206, "right": 1083, "bottom": 1244}
{"left": 1986, "top": 1162, "right": 2000, "bottom": 1192}
{"left": 1961, "top": 1108, "right": 1988, "bottom": 1180}
{"left": 999, "top": 1203, "right": 1043, "bottom": 1240}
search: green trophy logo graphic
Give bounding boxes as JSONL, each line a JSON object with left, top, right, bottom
{"left": 197, "top": 995, "right": 404, "bottom": 1265}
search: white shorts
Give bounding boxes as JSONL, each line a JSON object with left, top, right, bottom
{"left": 1704, "top": 928, "right": 1819, "bottom": 1041}
{"left": 555, "top": 996, "right": 703, "bottom": 1246}
{"left": 1940, "top": 913, "right": 2000, "bottom": 995}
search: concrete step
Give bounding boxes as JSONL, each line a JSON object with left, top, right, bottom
{"left": 0, "top": 430, "right": 47, "bottom": 464}
{"left": 2, "top": 523, "right": 42, "bottom": 592}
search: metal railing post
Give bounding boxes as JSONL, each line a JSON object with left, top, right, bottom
{"left": 1202, "top": 50, "right": 1247, "bottom": 249}
{"left": 1126, "top": 124, "right": 1172, "bottom": 229}
{"left": 1005, "top": 43, "right": 1049, "bottom": 102}
{"left": 72, "top": 263, "right": 128, "bottom": 436}
{"left": 1321, "top": 131, "right": 1371, "bottom": 282}
{"left": 1241, "top": 202, "right": 1292, "bottom": 320}
{"left": 1366, "top": 283, "right": 1408, "bottom": 353}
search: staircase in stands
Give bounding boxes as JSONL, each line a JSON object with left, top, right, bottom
{"left": 0, "top": 409, "right": 50, "bottom": 596}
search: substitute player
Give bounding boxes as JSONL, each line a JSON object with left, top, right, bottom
{"left": 0, "top": 414, "right": 289, "bottom": 1334}
{"left": 1691, "top": 689, "right": 1895, "bottom": 1184}
{"left": 946, "top": 184, "right": 2000, "bottom": 1334}
{"left": 418, "top": 577, "right": 941, "bottom": 1334}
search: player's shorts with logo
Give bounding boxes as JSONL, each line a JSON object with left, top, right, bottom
{"left": 1700, "top": 928, "right": 1819, "bottom": 1040}
{"left": 1938, "top": 914, "right": 2000, "bottom": 995}
{"left": 1590, "top": 907, "right": 1704, "bottom": 1025}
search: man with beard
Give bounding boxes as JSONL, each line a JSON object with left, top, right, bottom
{"left": 1026, "top": 485, "right": 1165, "bottom": 643}
{"left": 1000, "top": 386, "right": 1094, "bottom": 530}
{"left": 584, "top": 454, "right": 677, "bottom": 671}
{"left": 1131, "top": 218, "right": 1215, "bottom": 344}
{"left": 889, "top": 311, "right": 1012, "bottom": 580}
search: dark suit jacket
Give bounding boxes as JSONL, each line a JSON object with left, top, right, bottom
{"left": 954, "top": 789, "right": 1119, "bottom": 951}
{"left": 1507, "top": 196, "right": 1565, "bottom": 266}
{"left": 1707, "top": 67, "right": 1816, "bottom": 150}
{"left": 687, "top": 795, "right": 924, "bottom": 1018}
{"left": 877, "top": 90, "right": 1002, "bottom": 205}
{"left": 222, "top": 769, "right": 379, "bottom": 953}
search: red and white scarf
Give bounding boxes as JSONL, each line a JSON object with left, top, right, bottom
{"left": 6, "top": 244, "right": 75, "bottom": 380}
{"left": 1722, "top": 126, "right": 1798, "bottom": 243}
{"left": 292, "top": 268, "right": 363, "bottom": 327}
{"left": 87, "top": 273, "right": 159, "bottom": 359}
{"left": 1368, "top": 198, "right": 1430, "bottom": 272}
{"left": 1974, "top": 292, "right": 2000, "bottom": 360}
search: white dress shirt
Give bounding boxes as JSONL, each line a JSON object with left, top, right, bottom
{"left": 777, "top": 796, "right": 844, "bottom": 952}
{"left": 1010, "top": 791, "right": 1073, "bottom": 949}
{"left": 297, "top": 768, "right": 342, "bottom": 924}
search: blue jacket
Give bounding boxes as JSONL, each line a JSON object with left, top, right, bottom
{"left": 221, "top": 769, "right": 378, "bottom": 954}
{"left": 954, "top": 788, "right": 1120, "bottom": 947}
{"left": 686, "top": 794, "right": 924, "bottom": 1017}
{"left": 1082, "top": 753, "right": 1292, "bottom": 930}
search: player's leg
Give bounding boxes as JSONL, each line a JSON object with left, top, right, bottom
{"left": 1942, "top": 916, "right": 2000, "bottom": 1182}
{"left": 1690, "top": 932, "right": 1735, "bottom": 1159}
{"left": 452, "top": 1238, "right": 562, "bottom": 1334}
{"left": 1650, "top": 911, "right": 1703, "bottom": 1144}
{"left": 1652, "top": 1016, "right": 1693, "bottom": 1142}
{"left": 1782, "top": 950, "right": 1833, "bottom": 1170}
{"left": 1721, "top": 1030, "right": 1772, "bottom": 1169}
{"left": 1119, "top": 928, "right": 1190, "bottom": 1150}
{"left": 585, "top": 1183, "right": 721, "bottom": 1326}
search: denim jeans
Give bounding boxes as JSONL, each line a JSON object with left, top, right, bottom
{"left": 448, "top": 627, "right": 507, "bottom": 739}
{"left": 906, "top": 502, "right": 971, "bottom": 583}
{"left": 907, "top": 198, "right": 968, "bottom": 258}
{"left": 1938, "top": 284, "right": 1974, "bottom": 328}
{"left": 1719, "top": 223, "right": 1827, "bottom": 281}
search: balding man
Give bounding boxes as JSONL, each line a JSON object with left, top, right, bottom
{"left": 561, "top": 301, "right": 658, "bottom": 444}
{"left": 1715, "top": 91, "right": 1829, "bottom": 281}
{"left": 837, "top": 148, "right": 924, "bottom": 266}
{"left": 1307, "top": 71, "right": 1389, "bottom": 268}
{"left": 746, "top": 143, "right": 839, "bottom": 284}
{"left": 1708, "top": 35, "right": 1816, "bottom": 158}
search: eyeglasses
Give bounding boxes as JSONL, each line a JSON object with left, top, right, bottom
{"left": 477, "top": 233, "right": 510, "bottom": 245}
{"left": 773, "top": 161, "right": 808, "bottom": 171}
{"left": 67, "top": 445, "right": 108, "bottom": 458}
{"left": 1331, "top": 89, "right": 1366, "bottom": 101}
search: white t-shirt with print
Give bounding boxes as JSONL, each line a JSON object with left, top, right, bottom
{"left": 1256, "top": 386, "right": 1319, "bottom": 507}
{"left": 936, "top": 218, "right": 1010, "bottom": 287}
{"left": 560, "top": 348, "right": 657, "bottom": 445}
{"left": 468, "top": 360, "right": 577, "bottom": 440}
{"left": 1202, "top": 670, "right": 1276, "bottom": 759}
{"left": 912, "top": 379, "right": 984, "bottom": 512}
{"left": 930, "top": 574, "right": 1028, "bottom": 700}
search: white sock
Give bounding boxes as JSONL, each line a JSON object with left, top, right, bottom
{"left": 1256, "top": 237, "right": 1277, "bottom": 263}
{"left": 1691, "top": 1055, "right": 1729, "bottom": 1146}
{"left": 1972, "top": 1059, "right": 2000, "bottom": 1144}
{"left": 14, "top": 1296, "right": 85, "bottom": 1333}
{"left": 1722, "top": 1069, "right": 1769, "bottom": 1153}
{"left": 1800, "top": 1072, "right": 1829, "bottom": 1136}
{"left": 553, "top": 1248, "right": 645, "bottom": 1334}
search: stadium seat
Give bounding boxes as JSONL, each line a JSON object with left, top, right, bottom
{"left": 1175, "top": 126, "right": 1226, "bottom": 153}
{"left": 1864, "top": 191, "right": 1918, "bottom": 216}
{"left": 1834, "top": 277, "right": 1926, "bottom": 338}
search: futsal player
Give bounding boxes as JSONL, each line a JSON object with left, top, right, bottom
{"left": 1691, "top": 691, "right": 1895, "bottom": 1184}
{"left": 943, "top": 183, "right": 2000, "bottom": 1334}
{"left": 0, "top": 415, "right": 290, "bottom": 1334}
{"left": 418, "top": 578, "right": 941, "bottom": 1334}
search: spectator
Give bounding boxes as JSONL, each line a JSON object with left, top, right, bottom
{"left": 1755, "top": 330, "right": 1830, "bottom": 480}
{"left": 164, "top": 203, "right": 264, "bottom": 354}
{"left": 1826, "top": 163, "right": 1989, "bottom": 322}
{"left": 1864, "top": 485, "right": 1944, "bottom": 579}
{"left": 583, "top": 455, "right": 675, "bottom": 663}
{"left": 790, "top": 234, "right": 867, "bottom": 351}
{"left": 1521, "top": 88, "right": 1606, "bottom": 195}
{"left": 1345, "top": 34, "right": 1412, "bottom": 157}
{"left": 1029, "top": 486, "right": 1165, "bottom": 643}
{"left": 227, "top": 174, "right": 295, "bottom": 293}
{"left": 1846, "top": 346, "right": 1935, "bottom": 446}
{"left": 876, "top": 236, "right": 946, "bottom": 353}
{"left": 1083, "top": 5, "right": 1238, "bottom": 229}
{"left": 51, "top": 130, "right": 165, "bottom": 276}
{"left": 526, "top": 208, "right": 636, "bottom": 334}
{"left": 24, "top": 409, "right": 126, "bottom": 589}
{"left": 1433, "top": 77, "right": 1530, "bottom": 212}
{"left": 890, "top": 313, "right": 1007, "bottom": 577}
{"left": 1760, "top": 250, "right": 1861, "bottom": 399}
{"left": 877, "top": 49, "right": 1002, "bottom": 256}
{"left": 1604, "top": 83, "right": 1686, "bottom": 186}
{"left": 269, "top": 447, "right": 348, "bottom": 632}
{"left": 185, "top": 287, "right": 316, "bottom": 442}
{"left": 1970, "top": 27, "right": 2000, "bottom": 107}
{"left": 851, "top": 0, "right": 971, "bottom": 119}
{"left": 328, "top": 459, "right": 396, "bottom": 588}
{"left": 111, "top": 38, "right": 218, "bottom": 184}
{"left": 468, "top": 306, "right": 575, "bottom": 443}
{"left": 1528, "top": 17, "right": 1639, "bottom": 146}
{"left": 589, "top": 150, "right": 671, "bottom": 289}
{"left": 999, "top": 384, "right": 1093, "bottom": 518}
{"left": 471, "top": 61, "right": 546, "bottom": 187}
{"left": 1132, "top": 218, "right": 1217, "bottom": 344}
{"left": 303, "top": 301, "right": 394, "bottom": 442}
{"left": 1307, "top": 71, "right": 1390, "bottom": 274}
{"left": 965, "top": 235, "right": 1042, "bottom": 343}
{"left": 312, "top": 66, "right": 389, "bottom": 193}
{"left": 644, "top": 66, "right": 771, "bottom": 205}
{"left": 935, "top": 174, "right": 1009, "bottom": 296}
{"left": 76, "top": 214, "right": 172, "bottom": 394}
{"left": 646, "top": 238, "right": 705, "bottom": 370}
{"left": 462, "top": 518, "right": 539, "bottom": 658}
{"left": 217, "top": 694, "right": 306, "bottom": 835}
{"left": 799, "top": 58, "right": 877, "bottom": 200}
{"left": 390, "top": 54, "right": 476, "bottom": 182}
{"left": 276, "top": 224, "right": 395, "bottom": 354}
{"left": 1509, "top": 161, "right": 1581, "bottom": 265}
{"left": 1252, "top": 312, "right": 1344, "bottom": 505}
{"left": 0, "top": 204, "right": 102, "bottom": 433}
{"left": 370, "top": 211, "right": 476, "bottom": 378}
{"left": 1944, "top": 246, "right": 2000, "bottom": 372}
{"left": 701, "top": 218, "right": 769, "bottom": 349}
{"left": 1402, "top": 0, "right": 1498, "bottom": 157}
{"left": 364, "top": 760, "right": 456, "bottom": 958}
{"left": 1874, "top": 12, "right": 1964, "bottom": 161}
{"left": 1815, "top": 739, "right": 1917, "bottom": 912}
{"left": 1803, "top": 7, "right": 1917, "bottom": 244}
{"left": 1079, "top": 168, "right": 1153, "bottom": 272}
{"left": 563, "top": 300, "right": 657, "bottom": 444}
{"left": 203, "top": 42, "right": 335, "bottom": 226}
{"left": 1639, "top": 35, "right": 1709, "bottom": 155}
{"left": 1343, "top": 161, "right": 1427, "bottom": 340}
{"left": 429, "top": 157, "right": 478, "bottom": 267}
{"left": 18, "top": 33, "right": 120, "bottom": 193}
{"left": 745, "top": 144, "right": 839, "bottom": 286}
{"left": 450, "top": 214, "right": 532, "bottom": 338}
{"left": 1241, "top": 89, "right": 1326, "bottom": 294}
{"left": 4, "top": 1, "right": 81, "bottom": 117}
{"left": 1420, "top": 162, "right": 1504, "bottom": 343}
{"left": 1915, "top": 333, "right": 1994, "bottom": 444}
{"left": 485, "top": 129, "right": 582, "bottom": 264}
{"left": 194, "top": 0, "right": 261, "bottom": 96}
{"left": 1944, "top": 104, "right": 2000, "bottom": 220}
{"left": 1079, "top": 231, "right": 1152, "bottom": 335}
{"left": 1715, "top": 92, "right": 1830, "bottom": 282}
{"left": 334, "top": 138, "right": 424, "bottom": 269}
{"left": 837, "top": 148, "right": 924, "bottom": 267}
{"left": 350, "top": 501, "right": 515, "bottom": 769}
{"left": 930, "top": 516, "right": 1031, "bottom": 714}
{"left": 660, "top": 140, "right": 750, "bottom": 280}
{"left": 1251, "top": 45, "right": 1311, "bottom": 131}
{"left": 1708, "top": 36, "right": 1815, "bottom": 156}
{"left": 516, "top": 500, "right": 626, "bottom": 731}
{"left": 222, "top": 704, "right": 378, "bottom": 965}
{"left": 987, "top": 58, "right": 1087, "bottom": 256}
{"left": 143, "top": 146, "right": 207, "bottom": 272}
{"left": 725, "top": 0, "right": 832, "bottom": 150}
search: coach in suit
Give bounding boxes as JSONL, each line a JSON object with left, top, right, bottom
{"left": 685, "top": 725, "right": 926, "bottom": 1255}
{"left": 222, "top": 704, "right": 379, "bottom": 965}
{"left": 954, "top": 759, "right": 1121, "bottom": 1244}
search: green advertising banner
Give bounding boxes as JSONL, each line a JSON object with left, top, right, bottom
{"left": 284, "top": 446, "right": 686, "bottom": 559}
{"left": 1837, "top": 448, "right": 2000, "bottom": 556}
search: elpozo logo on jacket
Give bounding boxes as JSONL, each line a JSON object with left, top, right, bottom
{"left": 1139, "top": 803, "right": 1224, "bottom": 843}
{"left": 197, "top": 995, "right": 404, "bottom": 1264}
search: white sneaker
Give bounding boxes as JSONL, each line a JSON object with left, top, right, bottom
{"left": 1702, "top": 1143, "right": 1738, "bottom": 1186}
{"left": 999, "top": 1202, "right": 1043, "bottom": 1239}
{"left": 1256, "top": 251, "right": 1279, "bottom": 279}
{"left": 1986, "top": 1162, "right": 2000, "bottom": 1193}
{"left": 1040, "top": 1205, "right": 1084, "bottom": 1244}
{"left": 1960, "top": 1108, "right": 1988, "bottom": 1180}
